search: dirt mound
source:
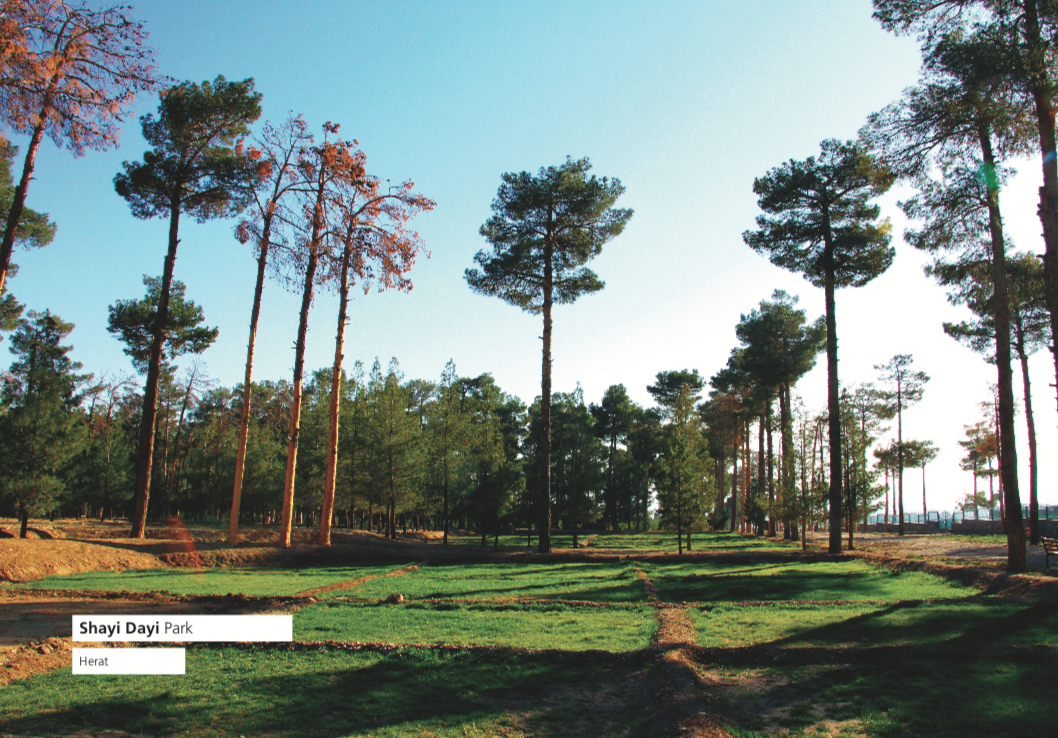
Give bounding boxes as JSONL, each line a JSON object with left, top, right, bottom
{"left": 0, "top": 540, "right": 165, "bottom": 583}
{"left": 0, "top": 637, "right": 72, "bottom": 686}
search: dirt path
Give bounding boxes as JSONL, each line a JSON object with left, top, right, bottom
{"left": 294, "top": 563, "right": 419, "bottom": 598}
{"left": 633, "top": 564, "right": 732, "bottom": 737}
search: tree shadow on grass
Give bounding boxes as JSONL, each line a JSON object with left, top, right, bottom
{"left": 703, "top": 646, "right": 1058, "bottom": 737}
{"left": 655, "top": 563, "right": 943, "bottom": 603}
{"left": 0, "top": 648, "right": 647, "bottom": 738}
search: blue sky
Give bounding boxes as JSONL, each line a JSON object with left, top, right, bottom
{"left": 5, "top": 0, "right": 1054, "bottom": 512}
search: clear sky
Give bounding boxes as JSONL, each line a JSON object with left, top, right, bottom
{"left": 4, "top": 0, "right": 1054, "bottom": 514}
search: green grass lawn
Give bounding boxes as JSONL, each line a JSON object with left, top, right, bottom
{"left": 7, "top": 565, "right": 403, "bottom": 597}
{"left": 296, "top": 600, "right": 656, "bottom": 651}
{"left": 0, "top": 647, "right": 650, "bottom": 738}
{"left": 692, "top": 600, "right": 1058, "bottom": 648}
{"left": 712, "top": 648, "right": 1058, "bottom": 738}
{"left": 586, "top": 531, "right": 794, "bottom": 552}
{"left": 342, "top": 561, "right": 647, "bottom": 602}
{"left": 645, "top": 559, "right": 970, "bottom": 602}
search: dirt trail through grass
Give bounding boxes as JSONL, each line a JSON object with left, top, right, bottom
{"left": 634, "top": 563, "right": 733, "bottom": 736}
{"left": 293, "top": 563, "right": 420, "bottom": 597}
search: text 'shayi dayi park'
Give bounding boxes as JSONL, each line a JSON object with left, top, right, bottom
{"left": 2, "top": 2, "right": 1058, "bottom": 737}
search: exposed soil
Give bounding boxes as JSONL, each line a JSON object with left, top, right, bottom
{"left": 294, "top": 563, "right": 419, "bottom": 597}
{"left": 0, "top": 637, "right": 72, "bottom": 687}
{"left": 0, "top": 539, "right": 164, "bottom": 583}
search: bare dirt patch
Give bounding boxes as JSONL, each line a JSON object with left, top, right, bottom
{"left": 654, "top": 606, "right": 697, "bottom": 647}
{"left": 0, "top": 637, "right": 72, "bottom": 687}
{"left": 0, "top": 540, "right": 164, "bottom": 583}
{"left": 295, "top": 563, "right": 419, "bottom": 597}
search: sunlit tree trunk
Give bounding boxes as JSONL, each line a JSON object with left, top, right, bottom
{"left": 319, "top": 246, "right": 352, "bottom": 547}
{"left": 279, "top": 229, "right": 324, "bottom": 548}
{"left": 130, "top": 199, "right": 180, "bottom": 538}
{"left": 229, "top": 224, "right": 271, "bottom": 545}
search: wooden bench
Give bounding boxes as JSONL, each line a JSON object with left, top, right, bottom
{"left": 1043, "top": 537, "right": 1058, "bottom": 569}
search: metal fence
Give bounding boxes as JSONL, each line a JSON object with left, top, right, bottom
{"left": 867, "top": 505, "right": 1058, "bottom": 530}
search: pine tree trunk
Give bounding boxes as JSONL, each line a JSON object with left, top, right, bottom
{"left": 757, "top": 413, "right": 765, "bottom": 536}
{"left": 130, "top": 199, "right": 182, "bottom": 539}
{"left": 538, "top": 238, "right": 554, "bottom": 554}
{"left": 897, "top": 377, "right": 905, "bottom": 537}
{"left": 922, "top": 464, "right": 927, "bottom": 520}
{"left": 229, "top": 223, "right": 272, "bottom": 545}
{"left": 442, "top": 423, "right": 450, "bottom": 547}
{"left": 978, "top": 121, "right": 1027, "bottom": 572}
{"left": 766, "top": 400, "right": 775, "bottom": 537}
{"left": 319, "top": 244, "right": 353, "bottom": 546}
{"left": 729, "top": 432, "right": 739, "bottom": 532}
{"left": 822, "top": 229, "right": 843, "bottom": 554}
{"left": 742, "top": 420, "right": 750, "bottom": 533}
{"left": 1016, "top": 331, "right": 1040, "bottom": 545}
{"left": 278, "top": 245, "right": 319, "bottom": 549}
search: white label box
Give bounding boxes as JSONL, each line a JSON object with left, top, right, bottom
{"left": 72, "top": 615, "right": 293, "bottom": 642}
{"left": 73, "top": 648, "right": 185, "bottom": 675}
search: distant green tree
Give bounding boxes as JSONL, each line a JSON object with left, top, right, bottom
{"left": 711, "top": 353, "right": 768, "bottom": 536}
{"left": 364, "top": 359, "right": 422, "bottom": 539}
{"left": 466, "top": 157, "right": 632, "bottom": 553}
{"left": 113, "top": 75, "right": 261, "bottom": 538}
{"left": 959, "top": 420, "right": 994, "bottom": 520}
{"left": 590, "top": 384, "right": 634, "bottom": 531}
{"left": 0, "top": 310, "right": 88, "bottom": 536}
{"left": 465, "top": 374, "right": 524, "bottom": 550}
{"left": 647, "top": 369, "right": 705, "bottom": 417}
{"left": 426, "top": 361, "right": 472, "bottom": 545}
{"left": 844, "top": 382, "right": 889, "bottom": 548}
{"left": 625, "top": 405, "right": 664, "bottom": 532}
{"left": 552, "top": 387, "right": 604, "bottom": 548}
{"left": 74, "top": 375, "right": 135, "bottom": 521}
{"left": 901, "top": 438, "right": 940, "bottom": 521}
{"left": 875, "top": 354, "right": 929, "bottom": 536}
{"left": 743, "top": 139, "right": 894, "bottom": 553}
{"left": 734, "top": 291, "right": 825, "bottom": 540}
{"left": 657, "top": 383, "right": 712, "bottom": 554}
